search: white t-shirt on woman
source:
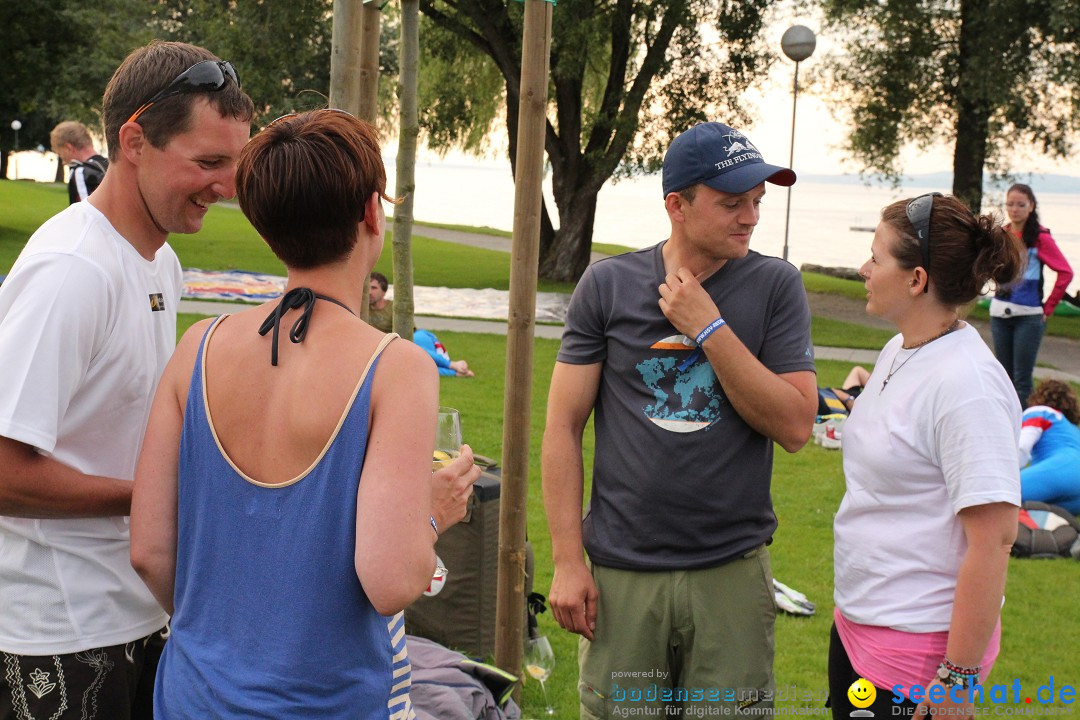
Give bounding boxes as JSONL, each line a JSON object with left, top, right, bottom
{"left": 834, "top": 324, "right": 1021, "bottom": 633}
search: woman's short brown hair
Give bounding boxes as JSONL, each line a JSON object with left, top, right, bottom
{"left": 236, "top": 110, "right": 398, "bottom": 269}
{"left": 1028, "top": 380, "right": 1080, "bottom": 424}
{"left": 102, "top": 40, "right": 254, "bottom": 160}
{"left": 881, "top": 194, "right": 1024, "bottom": 306}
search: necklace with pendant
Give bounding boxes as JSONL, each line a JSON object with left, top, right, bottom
{"left": 880, "top": 318, "right": 961, "bottom": 393}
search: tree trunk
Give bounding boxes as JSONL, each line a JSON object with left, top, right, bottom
{"left": 392, "top": 0, "right": 420, "bottom": 342}
{"left": 538, "top": 187, "right": 599, "bottom": 281}
{"left": 951, "top": 0, "right": 990, "bottom": 212}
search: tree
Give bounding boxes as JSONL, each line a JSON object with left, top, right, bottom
{"left": 418, "top": 0, "right": 776, "bottom": 282}
{"left": 818, "top": 0, "right": 1080, "bottom": 211}
{"left": 392, "top": 0, "right": 421, "bottom": 341}
{"left": 147, "top": 0, "right": 336, "bottom": 122}
{"left": 0, "top": 0, "right": 152, "bottom": 177}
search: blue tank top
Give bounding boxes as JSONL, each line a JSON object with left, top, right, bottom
{"left": 156, "top": 320, "right": 413, "bottom": 719}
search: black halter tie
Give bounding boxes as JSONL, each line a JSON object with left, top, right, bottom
{"left": 258, "top": 287, "right": 354, "bottom": 366}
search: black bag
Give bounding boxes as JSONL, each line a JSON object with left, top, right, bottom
{"left": 1011, "top": 501, "right": 1080, "bottom": 559}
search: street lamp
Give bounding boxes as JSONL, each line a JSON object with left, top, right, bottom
{"left": 780, "top": 25, "right": 816, "bottom": 263}
{"left": 10, "top": 120, "right": 22, "bottom": 180}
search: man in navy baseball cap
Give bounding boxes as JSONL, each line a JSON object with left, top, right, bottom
{"left": 663, "top": 121, "right": 796, "bottom": 196}
{"left": 542, "top": 117, "right": 816, "bottom": 716}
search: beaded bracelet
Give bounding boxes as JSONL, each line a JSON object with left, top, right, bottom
{"left": 943, "top": 657, "right": 981, "bottom": 676}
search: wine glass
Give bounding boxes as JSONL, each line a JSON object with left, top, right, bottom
{"left": 429, "top": 407, "right": 461, "bottom": 593}
{"left": 524, "top": 635, "right": 556, "bottom": 716}
{"left": 433, "top": 407, "right": 462, "bottom": 470}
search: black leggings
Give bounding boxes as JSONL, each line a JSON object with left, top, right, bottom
{"left": 828, "top": 623, "right": 919, "bottom": 719}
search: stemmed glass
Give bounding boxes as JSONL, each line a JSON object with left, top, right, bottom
{"left": 433, "top": 407, "right": 462, "bottom": 469}
{"left": 524, "top": 635, "right": 556, "bottom": 716}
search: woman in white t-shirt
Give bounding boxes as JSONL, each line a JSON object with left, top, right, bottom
{"left": 830, "top": 194, "right": 1025, "bottom": 718}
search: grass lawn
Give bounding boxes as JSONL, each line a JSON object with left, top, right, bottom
{"left": 177, "top": 309, "right": 1079, "bottom": 716}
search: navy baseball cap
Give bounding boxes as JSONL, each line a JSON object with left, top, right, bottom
{"left": 662, "top": 122, "right": 796, "bottom": 196}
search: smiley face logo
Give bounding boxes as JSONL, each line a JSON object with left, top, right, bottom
{"left": 847, "top": 678, "right": 876, "bottom": 709}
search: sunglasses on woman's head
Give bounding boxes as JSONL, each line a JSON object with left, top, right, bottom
{"left": 127, "top": 60, "right": 240, "bottom": 124}
{"left": 905, "top": 192, "right": 942, "bottom": 294}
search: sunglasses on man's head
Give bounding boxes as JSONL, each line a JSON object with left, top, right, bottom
{"left": 127, "top": 60, "right": 240, "bottom": 124}
{"left": 905, "top": 192, "right": 942, "bottom": 294}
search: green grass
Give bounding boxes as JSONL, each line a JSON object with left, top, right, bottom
{"left": 801, "top": 271, "right": 868, "bottom": 301}
{"left": 174, "top": 312, "right": 1078, "bottom": 715}
{"left": 0, "top": 181, "right": 576, "bottom": 292}
{"left": 811, "top": 316, "right": 896, "bottom": 350}
{"left": 591, "top": 242, "right": 637, "bottom": 256}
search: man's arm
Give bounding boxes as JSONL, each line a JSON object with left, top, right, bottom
{"left": 0, "top": 437, "right": 132, "bottom": 518}
{"left": 659, "top": 267, "right": 817, "bottom": 452}
{"left": 542, "top": 361, "right": 602, "bottom": 640}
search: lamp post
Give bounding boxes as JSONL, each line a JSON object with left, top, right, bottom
{"left": 780, "top": 25, "right": 816, "bottom": 263}
{"left": 9, "top": 120, "right": 21, "bottom": 180}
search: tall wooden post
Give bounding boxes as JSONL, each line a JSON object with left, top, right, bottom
{"left": 357, "top": 0, "right": 382, "bottom": 124}
{"left": 392, "top": 0, "right": 419, "bottom": 341}
{"left": 329, "top": 0, "right": 363, "bottom": 116}
{"left": 495, "top": 0, "right": 553, "bottom": 691}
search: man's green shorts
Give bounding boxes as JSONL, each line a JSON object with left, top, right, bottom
{"left": 579, "top": 545, "right": 775, "bottom": 719}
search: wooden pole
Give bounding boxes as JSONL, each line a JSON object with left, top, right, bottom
{"left": 392, "top": 0, "right": 419, "bottom": 341}
{"left": 357, "top": 0, "right": 382, "bottom": 124}
{"left": 329, "top": 0, "right": 363, "bottom": 116}
{"left": 495, "top": 0, "right": 553, "bottom": 693}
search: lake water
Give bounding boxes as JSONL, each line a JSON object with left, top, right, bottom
{"left": 9, "top": 150, "right": 1079, "bottom": 277}
{"left": 395, "top": 158, "right": 1080, "bottom": 275}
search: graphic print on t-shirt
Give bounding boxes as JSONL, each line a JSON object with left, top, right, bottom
{"left": 635, "top": 334, "right": 727, "bottom": 433}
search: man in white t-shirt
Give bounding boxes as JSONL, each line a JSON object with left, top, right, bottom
{"left": 0, "top": 41, "right": 253, "bottom": 719}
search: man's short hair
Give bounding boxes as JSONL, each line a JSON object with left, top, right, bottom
{"left": 49, "top": 121, "right": 94, "bottom": 155}
{"left": 370, "top": 272, "right": 389, "bottom": 292}
{"left": 236, "top": 110, "right": 396, "bottom": 270}
{"left": 102, "top": 40, "right": 254, "bottom": 160}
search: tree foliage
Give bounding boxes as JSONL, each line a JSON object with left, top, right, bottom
{"left": 818, "top": 0, "right": 1080, "bottom": 210}
{"left": 418, "top": 0, "right": 777, "bottom": 282}
{"left": 147, "top": 0, "right": 337, "bottom": 123}
{"left": 0, "top": 0, "right": 151, "bottom": 175}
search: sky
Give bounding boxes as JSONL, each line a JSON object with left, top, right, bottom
{"left": 746, "top": 14, "right": 1079, "bottom": 179}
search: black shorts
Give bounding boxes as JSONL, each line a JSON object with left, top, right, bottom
{"left": 1, "top": 627, "right": 167, "bottom": 720}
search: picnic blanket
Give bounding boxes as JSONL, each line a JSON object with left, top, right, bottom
{"left": 182, "top": 269, "right": 572, "bottom": 322}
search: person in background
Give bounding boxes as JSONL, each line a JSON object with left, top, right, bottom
{"left": 50, "top": 120, "right": 110, "bottom": 203}
{"left": 990, "top": 183, "right": 1073, "bottom": 407}
{"left": 1019, "top": 379, "right": 1080, "bottom": 514}
{"left": 544, "top": 121, "right": 817, "bottom": 717}
{"left": 414, "top": 328, "right": 475, "bottom": 377}
{"left": 830, "top": 194, "right": 1023, "bottom": 718}
{"left": 368, "top": 270, "right": 393, "bottom": 333}
{"left": 0, "top": 41, "right": 253, "bottom": 719}
{"left": 817, "top": 365, "right": 870, "bottom": 417}
{"left": 130, "top": 109, "right": 477, "bottom": 718}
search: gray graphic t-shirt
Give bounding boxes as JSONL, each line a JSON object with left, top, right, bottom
{"left": 557, "top": 242, "right": 815, "bottom": 570}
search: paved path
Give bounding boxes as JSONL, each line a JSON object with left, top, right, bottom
{"left": 410, "top": 223, "right": 610, "bottom": 264}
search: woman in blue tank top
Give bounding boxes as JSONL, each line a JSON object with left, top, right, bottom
{"left": 130, "top": 110, "right": 478, "bottom": 719}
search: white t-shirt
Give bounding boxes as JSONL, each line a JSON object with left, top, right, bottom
{"left": 834, "top": 324, "right": 1021, "bottom": 633}
{"left": 0, "top": 202, "right": 179, "bottom": 654}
